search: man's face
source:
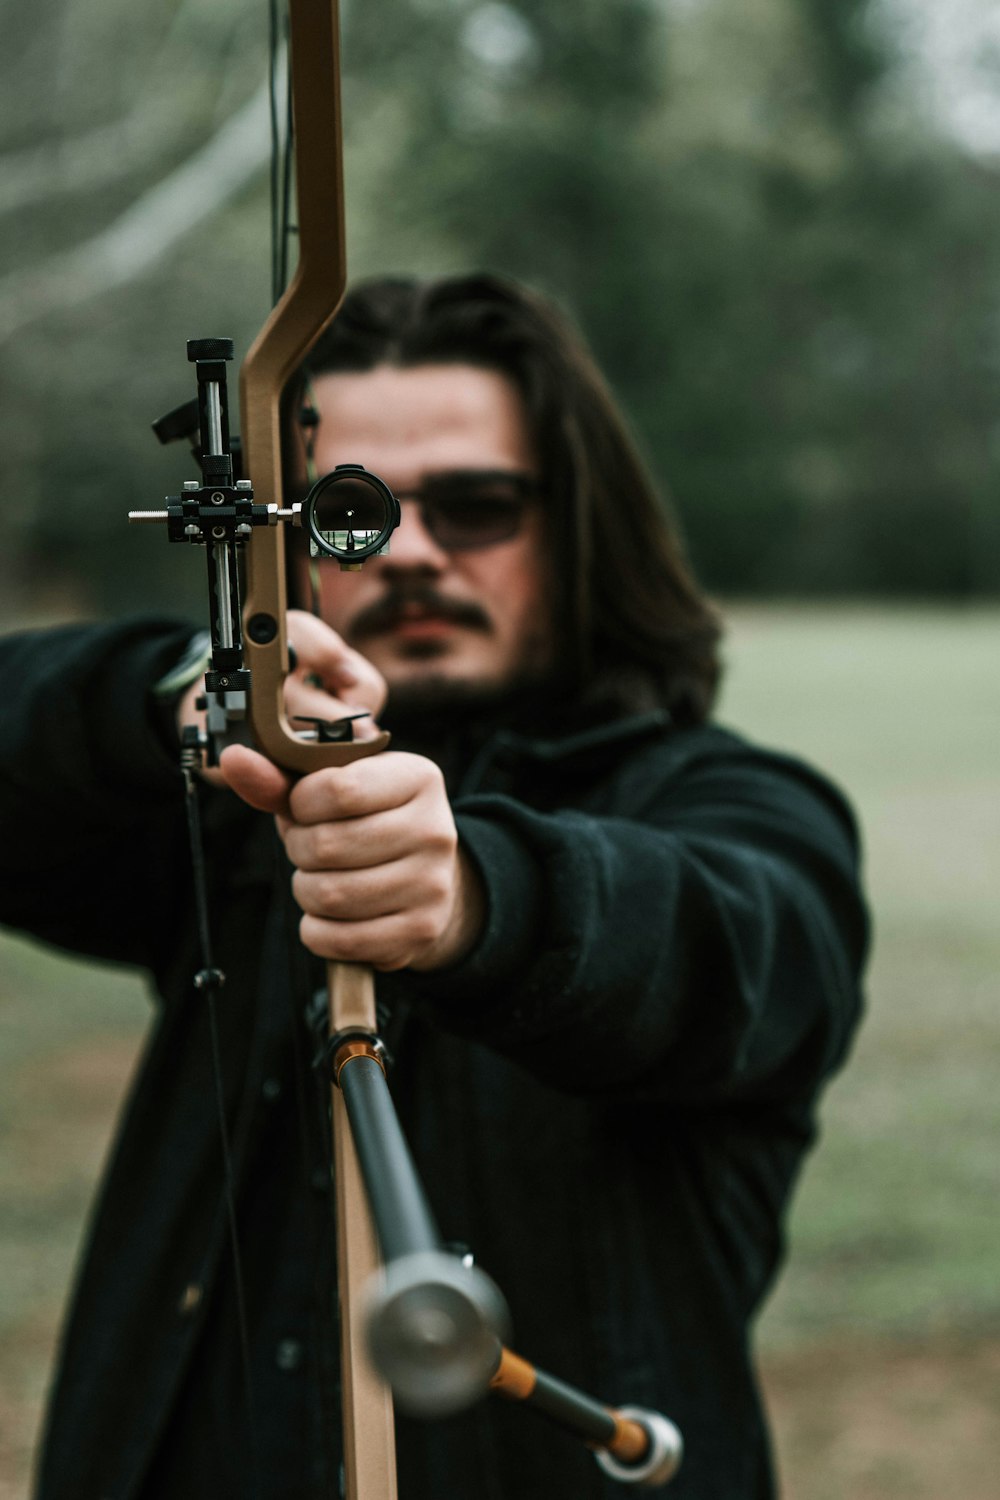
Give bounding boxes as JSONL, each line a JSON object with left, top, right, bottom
{"left": 297, "top": 364, "right": 553, "bottom": 698}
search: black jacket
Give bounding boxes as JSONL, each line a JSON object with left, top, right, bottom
{"left": 0, "top": 620, "right": 868, "bottom": 1500}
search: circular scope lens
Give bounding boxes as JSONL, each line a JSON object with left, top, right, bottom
{"left": 304, "top": 465, "right": 399, "bottom": 562}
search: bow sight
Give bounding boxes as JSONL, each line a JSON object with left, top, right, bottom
{"left": 304, "top": 464, "right": 399, "bottom": 564}
{"left": 131, "top": 337, "right": 398, "bottom": 756}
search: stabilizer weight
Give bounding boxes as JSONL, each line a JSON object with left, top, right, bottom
{"left": 595, "top": 1405, "right": 684, "bottom": 1489}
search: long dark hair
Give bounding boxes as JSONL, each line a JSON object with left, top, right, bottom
{"left": 293, "top": 273, "right": 722, "bottom": 724}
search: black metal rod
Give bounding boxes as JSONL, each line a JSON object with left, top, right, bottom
{"left": 489, "top": 1346, "right": 683, "bottom": 1486}
{"left": 336, "top": 1051, "right": 511, "bottom": 1417}
{"left": 338, "top": 1054, "right": 439, "bottom": 1262}
{"left": 522, "top": 1366, "right": 618, "bottom": 1446}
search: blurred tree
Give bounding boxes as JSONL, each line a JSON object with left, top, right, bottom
{"left": 1, "top": 0, "right": 999, "bottom": 614}
{"left": 343, "top": 0, "right": 1000, "bottom": 594}
{"left": 796, "top": 0, "right": 886, "bottom": 118}
{"left": 0, "top": 0, "right": 274, "bottom": 620}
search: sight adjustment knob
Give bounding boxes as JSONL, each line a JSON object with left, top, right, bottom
{"left": 187, "top": 338, "right": 234, "bottom": 362}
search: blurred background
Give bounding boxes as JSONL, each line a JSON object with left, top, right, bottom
{"left": 1, "top": 1, "right": 998, "bottom": 1496}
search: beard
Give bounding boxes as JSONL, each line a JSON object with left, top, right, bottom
{"left": 379, "top": 667, "right": 564, "bottom": 790}
{"left": 354, "top": 580, "right": 556, "bottom": 728}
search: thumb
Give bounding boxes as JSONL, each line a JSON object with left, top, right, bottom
{"left": 219, "top": 744, "right": 294, "bottom": 816}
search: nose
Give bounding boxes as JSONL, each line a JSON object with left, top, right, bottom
{"left": 379, "top": 497, "right": 450, "bottom": 573}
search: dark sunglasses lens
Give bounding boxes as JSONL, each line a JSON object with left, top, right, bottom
{"left": 424, "top": 495, "right": 527, "bottom": 550}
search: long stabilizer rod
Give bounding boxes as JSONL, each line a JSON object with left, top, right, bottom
{"left": 333, "top": 1040, "right": 683, "bottom": 1488}
{"left": 489, "top": 1345, "right": 682, "bottom": 1488}
{"left": 334, "top": 1044, "right": 510, "bottom": 1415}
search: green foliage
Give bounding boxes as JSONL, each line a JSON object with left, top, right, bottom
{"left": 795, "top": 0, "right": 887, "bottom": 118}
{"left": 344, "top": 0, "right": 1000, "bottom": 596}
{"left": 1, "top": 0, "right": 999, "bottom": 613}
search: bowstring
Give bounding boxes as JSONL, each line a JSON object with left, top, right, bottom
{"left": 300, "top": 381, "right": 323, "bottom": 615}
{"left": 181, "top": 756, "right": 261, "bottom": 1495}
{"left": 269, "top": 0, "right": 296, "bottom": 305}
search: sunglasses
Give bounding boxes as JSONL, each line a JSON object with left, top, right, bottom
{"left": 397, "top": 470, "right": 540, "bottom": 551}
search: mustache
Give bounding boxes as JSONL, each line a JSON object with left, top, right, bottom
{"left": 347, "top": 582, "right": 492, "bottom": 640}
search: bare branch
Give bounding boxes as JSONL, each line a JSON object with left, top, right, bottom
{"left": 0, "top": 111, "right": 184, "bottom": 216}
{"left": 0, "top": 78, "right": 271, "bottom": 344}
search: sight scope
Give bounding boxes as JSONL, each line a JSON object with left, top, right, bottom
{"left": 303, "top": 464, "right": 400, "bottom": 565}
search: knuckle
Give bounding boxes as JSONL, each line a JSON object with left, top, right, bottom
{"left": 410, "top": 910, "right": 441, "bottom": 947}
{"left": 313, "top": 824, "right": 340, "bottom": 867}
{"left": 374, "top": 952, "right": 411, "bottom": 973}
{"left": 294, "top": 869, "right": 341, "bottom": 916}
{"left": 326, "top": 930, "right": 357, "bottom": 961}
{"left": 420, "top": 758, "right": 447, "bottom": 794}
{"left": 330, "top": 763, "right": 364, "bottom": 808}
{"left": 425, "top": 823, "right": 456, "bottom": 858}
{"left": 396, "top": 751, "right": 441, "bottom": 791}
{"left": 421, "top": 867, "right": 451, "bottom": 905}
{"left": 317, "top": 871, "right": 344, "bottom": 913}
{"left": 300, "top": 914, "right": 356, "bottom": 963}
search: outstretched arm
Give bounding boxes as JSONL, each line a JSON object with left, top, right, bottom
{"left": 0, "top": 620, "right": 198, "bottom": 966}
{"left": 217, "top": 712, "right": 867, "bottom": 1107}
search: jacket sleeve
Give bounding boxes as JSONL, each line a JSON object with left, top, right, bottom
{"left": 395, "top": 731, "right": 868, "bottom": 1106}
{"left": 0, "top": 619, "right": 199, "bottom": 970}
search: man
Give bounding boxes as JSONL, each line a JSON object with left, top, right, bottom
{"left": 0, "top": 274, "right": 867, "bottom": 1499}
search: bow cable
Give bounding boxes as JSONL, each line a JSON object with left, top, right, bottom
{"left": 179, "top": 737, "right": 262, "bottom": 1495}
{"left": 269, "top": 0, "right": 296, "bottom": 304}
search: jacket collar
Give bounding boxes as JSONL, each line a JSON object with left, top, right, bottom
{"left": 458, "top": 708, "right": 673, "bottom": 795}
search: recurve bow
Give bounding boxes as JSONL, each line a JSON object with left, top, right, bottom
{"left": 132, "top": 3, "right": 682, "bottom": 1490}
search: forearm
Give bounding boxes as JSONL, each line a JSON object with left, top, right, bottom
{"left": 0, "top": 618, "right": 197, "bottom": 961}
{"left": 391, "top": 753, "right": 868, "bottom": 1105}
{"left": 0, "top": 619, "right": 196, "bottom": 803}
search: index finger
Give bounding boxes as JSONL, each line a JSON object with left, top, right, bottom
{"left": 287, "top": 610, "right": 370, "bottom": 694}
{"left": 219, "top": 744, "right": 295, "bottom": 816}
{"left": 287, "top": 752, "right": 433, "bottom": 825}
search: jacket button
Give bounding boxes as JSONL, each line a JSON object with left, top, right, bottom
{"left": 262, "top": 1077, "right": 282, "bottom": 1101}
{"left": 276, "top": 1338, "right": 303, "bottom": 1371}
{"left": 178, "top": 1283, "right": 203, "bottom": 1315}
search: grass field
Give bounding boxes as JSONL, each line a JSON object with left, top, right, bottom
{"left": 1, "top": 605, "right": 999, "bottom": 1497}
{"left": 724, "top": 606, "right": 1000, "bottom": 1500}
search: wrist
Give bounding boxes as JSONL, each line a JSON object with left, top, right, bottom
{"left": 412, "top": 845, "right": 486, "bottom": 972}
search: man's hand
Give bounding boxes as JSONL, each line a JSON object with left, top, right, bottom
{"left": 219, "top": 744, "right": 486, "bottom": 973}
{"left": 280, "top": 609, "right": 387, "bottom": 739}
{"left": 176, "top": 611, "right": 387, "bottom": 785}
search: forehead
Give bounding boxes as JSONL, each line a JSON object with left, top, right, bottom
{"left": 306, "top": 363, "right": 536, "bottom": 476}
